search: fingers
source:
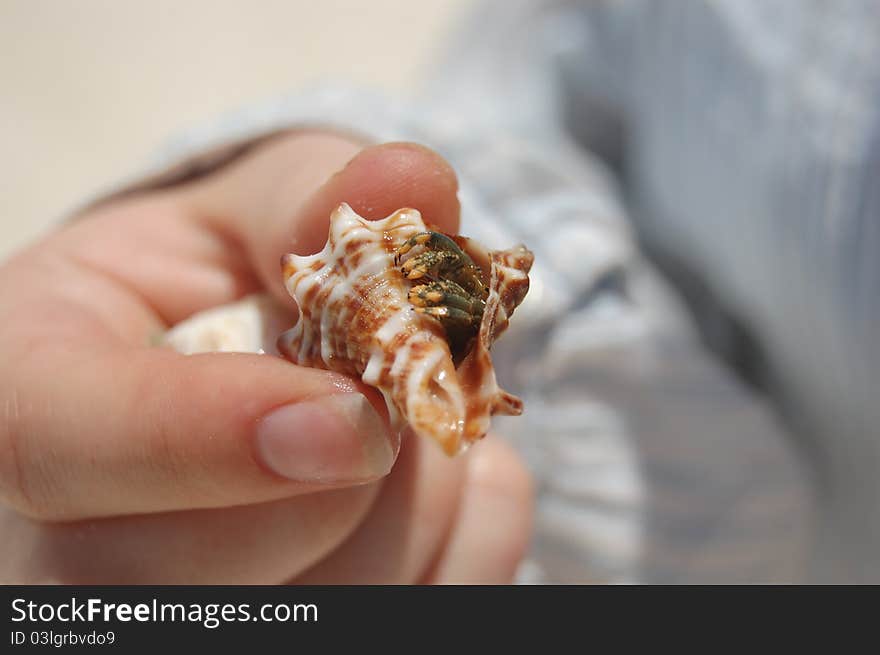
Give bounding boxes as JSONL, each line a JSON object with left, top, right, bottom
{"left": 293, "top": 431, "right": 467, "bottom": 584}
{"left": 51, "top": 195, "right": 264, "bottom": 329}
{"left": 0, "top": 342, "right": 397, "bottom": 521}
{"left": 422, "top": 435, "right": 534, "bottom": 584}
{"left": 0, "top": 133, "right": 462, "bottom": 522}
{"left": 1, "top": 434, "right": 532, "bottom": 584}
{"left": 293, "top": 434, "right": 533, "bottom": 585}
{"left": 51, "top": 134, "right": 461, "bottom": 325}
{"left": 2, "top": 483, "right": 381, "bottom": 584}
{"left": 187, "top": 134, "right": 461, "bottom": 303}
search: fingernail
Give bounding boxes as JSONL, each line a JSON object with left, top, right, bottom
{"left": 256, "top": 393, "right": 394, "bottom": 483}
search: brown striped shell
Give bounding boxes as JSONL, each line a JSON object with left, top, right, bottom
{"left": 278, "top": 202, "right": 533, "bottom": 455}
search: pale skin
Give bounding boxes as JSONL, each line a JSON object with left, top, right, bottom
{"left": 0, "top": 133, "right": 533, "bottom": 584}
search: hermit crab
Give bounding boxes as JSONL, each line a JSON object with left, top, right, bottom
{"left": 396, "top": 231, "right": 489, "bottom": 361}
{"left": 165, "top": 203, "right": 532, "bottom": 456}
{"left": 278, "top": 203, "right": 533, "bottom": 455}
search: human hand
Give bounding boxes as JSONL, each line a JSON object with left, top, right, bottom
{"left": 0, "top": 133, "right": 532, "bottom": 583}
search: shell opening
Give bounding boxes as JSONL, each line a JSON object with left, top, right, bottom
{"left": 395, "top": 231, "right": 489, "bottom": 365}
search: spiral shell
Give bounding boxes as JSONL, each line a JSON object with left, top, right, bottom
{"left": 278, "top": 202, "right": 533, "bottom": 455}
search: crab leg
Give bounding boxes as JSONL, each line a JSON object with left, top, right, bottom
{"left": 409, "top": 281, "right": 485, "bottom": 317}
{"left": 395, "top": 231, "right": 486, "bottom": 298}
{"left": 415, "top": 305, "right": 479, "bottom": 329}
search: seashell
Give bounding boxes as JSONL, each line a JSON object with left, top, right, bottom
{"left": 161, "top": 294, "right": 290, "bottom": 356}
{"left": 278, "top": 202, "right": 533, "bottom": 455}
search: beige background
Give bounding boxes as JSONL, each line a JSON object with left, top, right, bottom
{"left": 0, "top": 0, "right": 471, "bottom": 259}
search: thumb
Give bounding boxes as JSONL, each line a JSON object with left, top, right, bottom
{"left": 185, "top": 132, "right": 461, "bottom": 303}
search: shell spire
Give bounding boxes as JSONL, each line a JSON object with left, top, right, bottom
{"left": 278, "top": 203, "right": 532, "bottom": 455}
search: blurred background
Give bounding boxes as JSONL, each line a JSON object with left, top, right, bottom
{"left": 0, "top": 0, "right": 470, "bottom": 258}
